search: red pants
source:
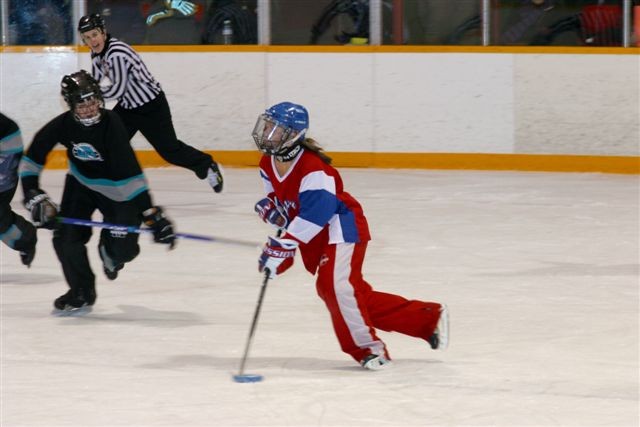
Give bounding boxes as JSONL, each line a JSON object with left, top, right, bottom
{"left": 315, "top": 242, "right": 441, "bottom": 363}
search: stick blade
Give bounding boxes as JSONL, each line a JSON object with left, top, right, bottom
{"left": 232, "top": 374, "right": 263, "bottom": 383}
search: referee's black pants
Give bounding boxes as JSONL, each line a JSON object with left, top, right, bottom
{"left": 113, "top": 91, "right": 213, "bottom": 179}
{"left": 53, "top": 176, "right": 142, "bottom": 302}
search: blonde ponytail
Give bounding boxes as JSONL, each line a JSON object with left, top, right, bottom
{"left": 301, "top": 138, "right": 332, "bottom": 164}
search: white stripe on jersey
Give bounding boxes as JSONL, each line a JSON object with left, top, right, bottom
{"left": 300, "top": 170, "right": 336, "bottom": 194}
{"left": 328, "top": 215, "right": 345, "bottom": 244}
{"left": 287, "top": 216, "right": 323, "bottom": 244}
{"left": 260, "top": 168, "right": 275, "bottom": 194}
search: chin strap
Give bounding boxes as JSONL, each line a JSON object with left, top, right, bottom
{"left": 275, "top": 144, "right": 302, "bottom": 162}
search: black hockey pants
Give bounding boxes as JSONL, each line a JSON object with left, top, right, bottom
{"left": 0, "top": 186, "right": 37, "bottom": 252}
{"left": 113, "top": 91, "right": 213, "bottom": 179}
{"left": 53, "top": 176, "right": 142, "bottom": 298}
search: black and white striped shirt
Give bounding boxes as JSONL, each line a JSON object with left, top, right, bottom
{"left": 91, "top": 37, "right": 162, "bottom": 109}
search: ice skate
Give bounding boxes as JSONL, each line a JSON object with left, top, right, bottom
{"left": 19, "top": 246, "right": 36, "bottom": 268}
{"left": 52, "top": 289, "right": 95, "bottom": 316}
{"left": 99, "top": 244, "right": 123, "bottom": 280}
{"left": 360, "top": 354, "right": 392, "bottom": 370}
{"left": 428, "top": 304, "right": 449, "bottom": 350}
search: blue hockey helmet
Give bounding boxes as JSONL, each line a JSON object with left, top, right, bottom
{"left": 252, "top": 102, "right": 309, "bottom": 160}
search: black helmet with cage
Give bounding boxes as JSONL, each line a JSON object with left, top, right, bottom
{"left": 61, "top": 70, "right": 104, "bottom": 126}
{"left": 77, "top": 13, "right": 105, "bottom": 33}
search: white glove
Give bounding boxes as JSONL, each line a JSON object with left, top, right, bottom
{"left": 146, "top": 9, "right": 173, "bottom": 26}
{"left": 166, "top": 0, "right": 197, "bottom": 16}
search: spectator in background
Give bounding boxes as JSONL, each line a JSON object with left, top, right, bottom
{"left": 144, "top": 0, "right": 206, "bottom": 44}
{"left": 446, "top": 0, "right": 556, "bottom": 45}
{"left": 8, "top": 0, "right": 72, "bottom": 45}
{"left": 310, "top": 0, "right": 369, "bottom": 45}
{"left": 529, "top": 0, "right": 623, "bottom": 46}
{"left": 87, "top": 0, "right": 147, "bottom": 44}
{"left": 202, "top": 0, "right": 257, "bottom": 44}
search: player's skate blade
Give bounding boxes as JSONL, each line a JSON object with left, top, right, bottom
{"left": 51, "top": 306, "right": 93, "bottom": 317}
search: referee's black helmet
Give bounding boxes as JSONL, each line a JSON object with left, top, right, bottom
{"left": 78, "top": 13, "right": 105, "bottom": 33}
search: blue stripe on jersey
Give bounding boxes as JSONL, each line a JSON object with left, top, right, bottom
{"left": 0, "top": 130, "right": 23, "bottom": 154}
{"left": 297, "top": 169, "right": 338, "bottom": 225}
{"left": 18, "top": 156, "right": 43, "bottom": 178}
{"left": 0, "top": 129, "right": 19, "bottom": 142}
{"left": 299, "top": 189, "right": 337, "bottom": 226}
{"left": 335, "top": 205, "right": 359, "bottom": 242}
{"left": 0, "top": 224, "right": 20, "bottom": 248}
{"left": 0, "top": 146, "right": 23, "bottom": 155}
{"left": 69, "top": 163, "right": 149, "bottom": 202}
{"left": 0, "top": 152, "right": 20, "bottom": 191}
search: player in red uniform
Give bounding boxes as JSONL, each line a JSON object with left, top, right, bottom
{"left": 252, "top": 101, "right": 449, "bottom": 370}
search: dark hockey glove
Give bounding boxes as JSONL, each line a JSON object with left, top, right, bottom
{"left": 258, "top": 236, "right": 298, "bottom": 279}
{"left": 255, "top": 197, "right": 289, "bottom": 230}
{"left": 24, "top": 189, "right": 59, "bottom": 229}
{"left": 207, "top": 161, "right": 224, "bottom": 193}
{"left": 142, "top": 206, "right": 176, "bottom": 249}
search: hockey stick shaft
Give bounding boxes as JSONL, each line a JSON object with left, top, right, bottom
{"left": 236, "top": 230, "right": 281, "bottom": 377}
{"left": 57, "top": 217, "right": 259, "bottom": 248}
{"left": 237, "top": 269, "right": 271, "bottom": 376}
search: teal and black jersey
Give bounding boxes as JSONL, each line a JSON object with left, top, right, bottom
{"left": 19, "top": 110, "right": 152, "bottom": 211}
{"left": 0, "top": 113, "right": 23, "bottom": 193}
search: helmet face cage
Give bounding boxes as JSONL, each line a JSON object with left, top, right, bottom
{"left": 252, "top": 115, "right": 298, "bottom": 156}
{"left": 252, "top": 102, "right": 309, "bottom": 157}
{"left": 77, "top": 13, "right": 105, "bottom": 33}
{"left": 73, "top": 97, "right": 104, "bottom": 127}
{"left": 61, "top": 71, "right": 104, "bottom": 127}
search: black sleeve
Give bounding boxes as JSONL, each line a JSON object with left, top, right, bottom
{"left": 0, "top": 113, "right": 19, "bottom": 137}
{"left": 132, "top": 191, "right": 153, "bottom": 216}
{"left": 20, "top": 115, "right": 65, "bottom": 198}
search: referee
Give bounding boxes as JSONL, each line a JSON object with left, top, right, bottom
{"left": 77, "top": 13, "right": 224, "bottom": 193}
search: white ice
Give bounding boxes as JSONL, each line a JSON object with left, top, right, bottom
{"left": 1, "top": 167, "right": 638, "bottom": 427}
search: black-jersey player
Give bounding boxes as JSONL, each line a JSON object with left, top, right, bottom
{"left": 19, "top": 70, "right": 176, "bottom": 314}
{"left": 0, "top": 112, "right": 37, "bottom": 267}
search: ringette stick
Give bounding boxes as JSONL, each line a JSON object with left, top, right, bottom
{"left": 232, "top": 269, "right": 271, "bottom": 383}
{"left": 233, "top": 230, "right": 282, "bottom": 383}
{"left": 57, "top": 217, "right": 259, "bottom": 248}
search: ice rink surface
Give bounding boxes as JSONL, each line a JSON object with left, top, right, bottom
{"left": 1, "top": 167, "right": 638, "bottom": 427}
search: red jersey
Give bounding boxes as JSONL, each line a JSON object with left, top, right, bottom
{"left": 259, "top": 148, "right": 370, "bottom": 274}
